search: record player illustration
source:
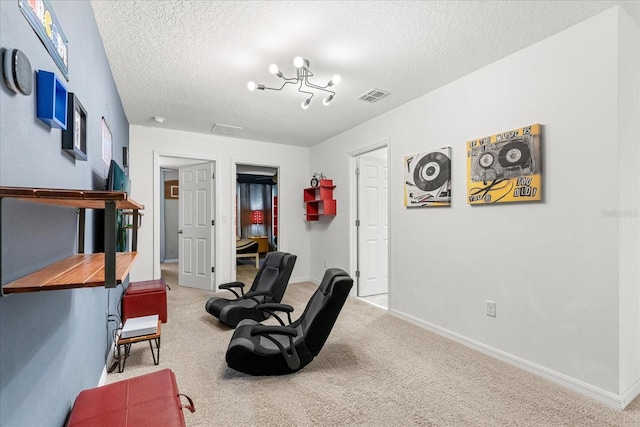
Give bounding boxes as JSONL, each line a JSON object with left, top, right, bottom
{"left": 470, "top": 136, "right": 535, "bottom": 182}
{"left": 404, "top": 147, "right": 451, "bottom": 207}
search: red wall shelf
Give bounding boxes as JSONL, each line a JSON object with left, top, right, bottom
{"left": 304, "top": 179, "right": 336, "bottom": 221}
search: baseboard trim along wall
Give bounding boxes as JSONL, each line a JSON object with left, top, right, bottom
{"left": 99, "top": 329, "right": 121, "bottom": 387}
{"left": 98, "top": 366, "right": 108, "bottom": 387}
{"left": 389, "top": 308, "right": 637, "bottom": 411}
{"left": 620, "top": 378, "right": 640, "bottom": 410}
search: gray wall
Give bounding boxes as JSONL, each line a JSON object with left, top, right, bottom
{"left": 0, "top": 1, "right": 129, "bottom": 425}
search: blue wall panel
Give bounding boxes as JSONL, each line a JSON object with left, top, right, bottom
{"left": 0, "top": 1, "right": 129, "bottom": 425}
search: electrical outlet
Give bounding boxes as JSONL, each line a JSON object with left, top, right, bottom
{"left": 486, "top": 300, "right": 496, "bottom": 317}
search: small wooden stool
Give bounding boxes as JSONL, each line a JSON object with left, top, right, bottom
{"left": 115, "top": 320, "right": 161, "bottom": 373}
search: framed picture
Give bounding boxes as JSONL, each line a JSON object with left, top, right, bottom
{"left": 404, "top": 147, "right": 452, "bottom": 207}
{"left": 61, "top": 93, "right": 87, "bottom": 160}
{"left": 101, "top": 117, "right": 112, "bottom": 166}
{"left": 164, "top": 180, "right": 179, "bottom": 199}
{"left": 466, "top": 123, "right": 542, "bottom": 204}
{"left": 19, "top": 0, "right": 69, "bottom": 80}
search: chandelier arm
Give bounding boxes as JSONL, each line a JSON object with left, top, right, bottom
{"left": 279, "top": 75, "right": 300, "bottom": 82}
{"left": 262, "top": 80, "right": 298, "bottom": 92}
{"left": 303, "top": 72, "right": 333, "bottom": 92}
{"left": 297, "top": 80, "right": 315, "bottom": 98}
{"left": 304, "top": 82, "right": 335, "bottom": 94}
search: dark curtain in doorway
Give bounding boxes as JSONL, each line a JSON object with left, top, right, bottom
{"left": 238, "top": 183, "right": 273, "bottom": 244}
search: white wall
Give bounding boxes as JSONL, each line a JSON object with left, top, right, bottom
{"left": 310, "top": 7, "right": 639, "bottom": 408}
{"left": 128, "top": 126, "right": 310, "bottom": 287}
{"left": 617, "top": 7, "right": 640, "bottom": 403}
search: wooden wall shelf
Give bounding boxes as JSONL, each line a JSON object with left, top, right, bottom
{"left": 2, "top": 253, "right": 137, "bottom": 294}
{"left": 0, "top": 186, "right": 143, "bottom": 210}
{"left": 0, "top": 186, "right": 144, "bottom": 295}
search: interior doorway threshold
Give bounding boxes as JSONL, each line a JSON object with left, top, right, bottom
{"left": 358, "top": 293, "right": 388, "bottom": 310}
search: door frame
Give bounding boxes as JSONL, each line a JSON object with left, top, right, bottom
{"left": 231, "top": 159, "right": 281, "bottom": 282}
{"left": 153, "top": 150, "right": 219, "bottom": 288}
{"left": 348, "top": 139, "right": 391, "bottom": 302}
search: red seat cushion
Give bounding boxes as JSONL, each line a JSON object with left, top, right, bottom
{"left": 122, "top": 279, "right": 167, "bottom": 323}
{"left": 126, "top": 279, "right": 166, "bottom": 295}
{"left": 67, "top": 369, "right": 187, "bottom": 427}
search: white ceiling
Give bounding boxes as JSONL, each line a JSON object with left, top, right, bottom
{"left": 90, "top": 0, "right": 638, "bottom": 148}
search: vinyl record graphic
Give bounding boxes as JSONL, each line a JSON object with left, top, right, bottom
{"left": 413, "top": 152, "right": 451, "bottom": 191}
{"left": 498, "top": 141, "right": 531, "bottom": 167}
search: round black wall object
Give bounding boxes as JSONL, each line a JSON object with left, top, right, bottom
{"left": 3, "top": 48, "right": 33, "bottom": 95}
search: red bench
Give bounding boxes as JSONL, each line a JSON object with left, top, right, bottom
{"left": 122, "top": 279, "right": 168, "bottom": 323}
{"left": 66, "top": 369, "right": 194, "bottom": 426}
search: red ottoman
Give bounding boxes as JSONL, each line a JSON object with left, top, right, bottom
{"left": 66, "top": 369, "right": 194, "bottom": 427}
{"left": 122, "top": 279, "right": 167, "bottom": 323}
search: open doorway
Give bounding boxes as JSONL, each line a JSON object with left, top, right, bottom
{"left": 160, "top": 168, "right": 179, "bottom": 264}
{"left": 234, "top": 163, "right": 278, "bottom": 285}
{"left": 352, "top": 145, "right": 389, "bottom": 309}
{"left": 156, "top": 154, "right": 216, "bottom": 291}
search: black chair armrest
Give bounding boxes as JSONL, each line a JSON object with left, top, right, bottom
{"left": 258, "top": 303, "right": 293, "bottom": 312}
{"left": 250, "top": 325, "right": 300, "bottom": 370}
{"left": 219, "top": 282, "right": 245, "bottom": 298}
{"left": 257, "top": 303, "right": 294, "bottom": 325}
{"left": 250, "top": 325, "right": 297, "bottom": 338}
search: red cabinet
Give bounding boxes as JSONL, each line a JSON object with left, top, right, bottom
{"left": 304, "top": 179, "right": 336, "bottom": 221}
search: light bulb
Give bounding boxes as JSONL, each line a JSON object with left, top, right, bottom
{"left": 328, "top": 74, "right": 341, "bottom": 86}
{"left": 323, "top": 94, "right": 334, "bottom": 105}
{"left": 293, "top": 56, "right": 304, "bottom": 68}
{"left": 247, "top": 81, "right": 257, "bottom": 91}
{"left": 269, "top": 64, "right": 279, "bottom": 75}
{"left": 301, "top": 98, "right": 311, "bottom": 109}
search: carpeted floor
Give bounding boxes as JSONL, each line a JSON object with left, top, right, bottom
{"left": 106, "top": 264, "right": 640, "bottom": 426}
{"left": 235, "top": 257, "right": 260, "bottom": 284}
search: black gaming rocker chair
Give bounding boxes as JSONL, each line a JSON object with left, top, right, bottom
{"left": 225, "top": 268, "right": 353, "bottom": 375}
{"left": 205, "top": 251, "right": 297, "bottom": 327}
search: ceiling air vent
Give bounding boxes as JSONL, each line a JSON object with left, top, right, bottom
{"left": 356, "top": 88, "right": 390, "bottom": 103}
{"left": 211, "top": 123, "right": 242, "bottom": 136}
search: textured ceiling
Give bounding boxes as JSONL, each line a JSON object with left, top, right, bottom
{"left": 90, "top": 0, "right": 638, "bottom": 148}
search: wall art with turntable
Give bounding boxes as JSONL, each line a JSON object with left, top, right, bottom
{"left": 404, "top": 147, "right": 452, "bottom": 207}
{"left": 466, "top": 123, "right": 542, "bottom": 205}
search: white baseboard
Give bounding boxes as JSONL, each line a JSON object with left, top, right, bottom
{"left": 98, "top": 365, "right": 108, "bottom": 387}
{"left": 620, "top": 377, "right": 640, "bottom": 409}
{"left": 99, "top": 328, "right": 121, "bottom": 386}
{"left": 291, "top": 275, "right": 314, "bottom": 285}
{"left": 389, "top": 308, "right": 638, "bottom": 411}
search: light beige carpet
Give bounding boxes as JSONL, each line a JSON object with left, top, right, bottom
{"left": 106, "top": 264, "right": 640, "bottom": 426}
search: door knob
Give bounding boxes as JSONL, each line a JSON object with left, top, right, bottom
{"left": 178, "top": 230, "right": 183, "bottom": 234}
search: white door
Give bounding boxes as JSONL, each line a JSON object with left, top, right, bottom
{"left": 179, "top": 162, "right": 215, "bottom": 290}
{"left": 357, "top": 155, "right": 388, "bottom": 297}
